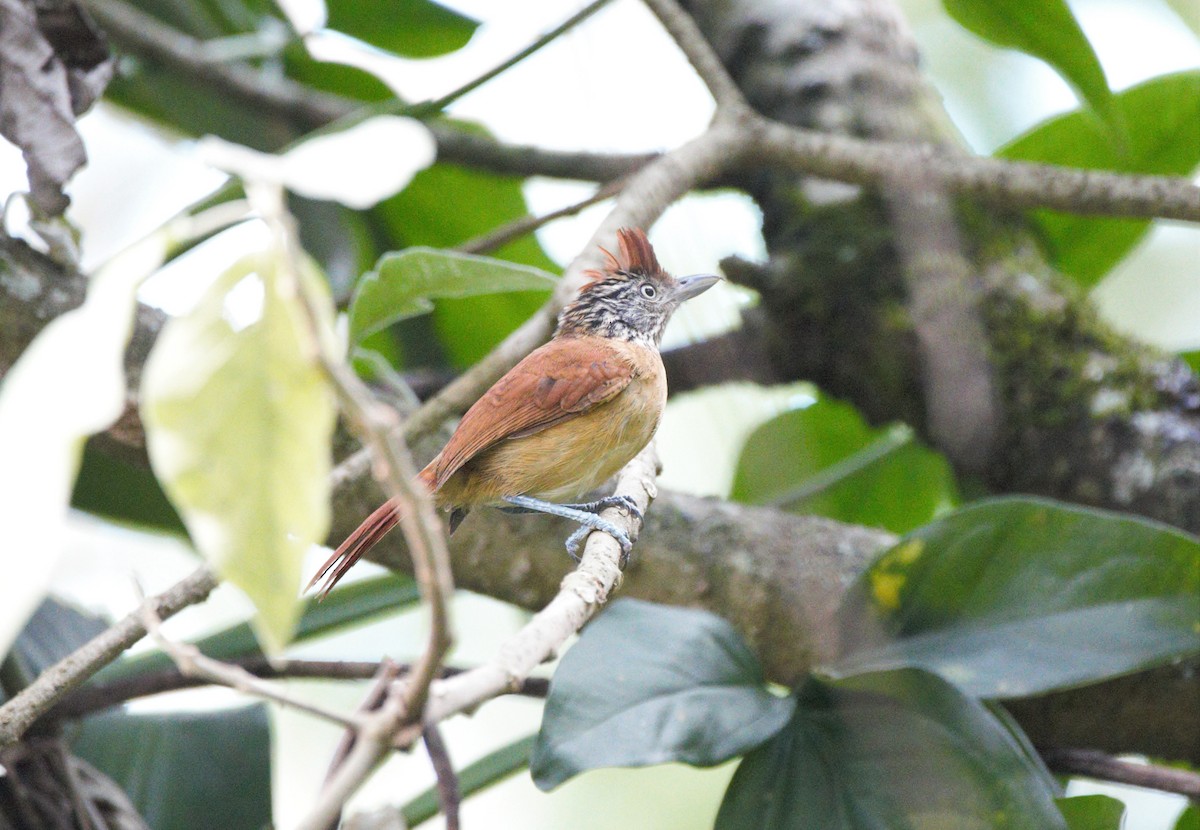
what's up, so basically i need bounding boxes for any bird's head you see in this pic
[556,227,720,347]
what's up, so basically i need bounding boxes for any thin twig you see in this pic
[82,0,647,183]
[457,177,627,256]
[1040,747,1200,798]
[48,659,549,720]
[0,566,218,748]
[136,592,362,731]
[421,445,659,728]
[318,659,404,830]
[415,0,614,116]
[641,0,752,118]
[252,183,457,826]
[83,0,1200,222]
[422,723,461,830]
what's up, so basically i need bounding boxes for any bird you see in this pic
[307,227,719,599]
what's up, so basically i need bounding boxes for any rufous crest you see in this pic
[584,227,665,284]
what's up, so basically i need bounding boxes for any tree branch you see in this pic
[81,0,1200,221]
[0,566,217,748]
[47,659,543,720]
[1040,746,1200,798]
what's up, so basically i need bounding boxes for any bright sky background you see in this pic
[2,1,1197,827]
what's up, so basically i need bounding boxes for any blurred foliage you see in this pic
[942,0,1121,141]
[999,70,1200,288]
[1057,795,1126,830]
[731,394,958,534]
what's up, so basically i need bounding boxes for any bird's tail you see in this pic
[306,497,403,600]
[307,470,442,600]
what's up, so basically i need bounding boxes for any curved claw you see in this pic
[564,518,633,568]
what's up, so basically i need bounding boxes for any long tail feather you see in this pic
[307,498,402,600]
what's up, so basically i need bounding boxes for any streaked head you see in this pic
[557,227,720,346]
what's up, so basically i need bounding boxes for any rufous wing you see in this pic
[424,337,636,491]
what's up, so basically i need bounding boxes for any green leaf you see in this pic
[731,395,957,534]
[141,253,337,651]
[2,599,107,697]
[70,705,271,830]
[942,0,1120,138]
[1176,805,1200,830]
[531,599,795,790]
[829,497,1200,698]
[1182,351,1200,374]
[326,0,478,58]
[349,247,556,345]
[378,160,560,367]
[1057,795,1125,830]
[71,444,185,534]
[403,735,535,826]
[101,573,418,681]
[998,71,1200,288]
[716,669,1064,830]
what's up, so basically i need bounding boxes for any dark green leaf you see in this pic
[998,71,1200,287]
[942,0,1120,137]
[72,444,185,534]
[403,735,535,826]
[101,573,418,681]
[70,705,271,830]
[326,0,478,57]
[350,247,556,345]
[716,669,1064,830]
[1176,805,1200,830]
[1057,795,1125,830]
[829,497,1200,697]
[2,599,107,693]
[731,395,957,534]
[531,599,795,790]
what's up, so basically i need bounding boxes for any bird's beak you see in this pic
[675,274,721,301]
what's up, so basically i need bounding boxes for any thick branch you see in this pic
[687,0,1200,533]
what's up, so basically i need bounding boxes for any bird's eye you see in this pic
[640,283,658,299]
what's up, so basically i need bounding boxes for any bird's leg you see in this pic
[497,495,642,522]
[500,495,633,564]
[560,495,643,522]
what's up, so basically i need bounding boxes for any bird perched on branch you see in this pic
[308,227,719,598]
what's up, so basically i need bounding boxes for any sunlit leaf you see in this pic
[325,0,477,58]
[716,669,1064,830]
[141,252,337,651]
[998,71,1200,287]
[731,394,957,534]
[1057,795,1125,830]
[829,497,1200,698]
[942,0,1120,138]
[349,247,555,345]
[531,599,795,790]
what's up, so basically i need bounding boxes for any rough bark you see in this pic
[681,0,1200,532]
